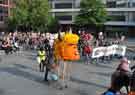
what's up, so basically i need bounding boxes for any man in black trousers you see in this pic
[44,38,53,82]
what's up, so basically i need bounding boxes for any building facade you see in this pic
[105,0,135,37]
[49,0,80,24]
[0,0,135,36]
[49,0,135,24]
[105,0,135,25]
[0,0,11,29]
[49,0,135,37]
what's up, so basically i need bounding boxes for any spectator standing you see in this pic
[83,42,92,64]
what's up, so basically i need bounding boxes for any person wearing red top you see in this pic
[83,42,92,64]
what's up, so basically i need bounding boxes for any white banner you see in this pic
[92,45,126,58]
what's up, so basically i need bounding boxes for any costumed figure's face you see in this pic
[62,33,80,61]
[63,43,80,61]
[54,33,80,61]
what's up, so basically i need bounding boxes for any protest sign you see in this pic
[92,45,126,58]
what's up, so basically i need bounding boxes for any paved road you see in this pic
[0,51,134,95]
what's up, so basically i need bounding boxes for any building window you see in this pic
[132,3,135,7]
[132,13,135,21]
[4,15,8,20]
[55,15,72,21]
[0,0,3,4]
[0,0,8,5]
[117,3,127,8]
[108,15,126,21]
[0,16,4,21]
[0,7,8,15]
[106,1,116,8]
[0,7,3,13]
[3,8,8,14]
[55,3,72,9]
[75,0,81,8]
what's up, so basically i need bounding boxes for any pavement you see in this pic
[0,50,134,95]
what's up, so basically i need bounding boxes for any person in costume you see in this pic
[54,31,80,89]
[53,32,63,77]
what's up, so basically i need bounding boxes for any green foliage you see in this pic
[6,15,17,31]
[7,0,50,32]
[75,0,107,27]
[48,17,59,33]
[28,0,50,32]
[7,0,29,30]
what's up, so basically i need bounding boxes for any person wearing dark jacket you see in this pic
[44,39,54,82]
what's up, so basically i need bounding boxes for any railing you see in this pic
[50,8,135,13]
[51,8,80,12]
[107,8,135,12]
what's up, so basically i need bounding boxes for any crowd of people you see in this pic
[0,32,55,53]
[0,30,135,95]
[78,30,127,64]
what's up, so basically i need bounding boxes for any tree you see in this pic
[7,0,50,32]
[75,0,107,27]
[28,0,50,32]
[7,0,29,31]
[48,17,60,33]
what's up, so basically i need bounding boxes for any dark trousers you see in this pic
[3,46,13,54]
[44,67,50,81]
[39,60,46,72]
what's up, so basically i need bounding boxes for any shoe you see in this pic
[58,86,64,90]
[39,69,42,72]
[56,83,64,90]
[65,84,68,88]
[39,70,41,72]
[44,78,48,82]
[44,80,50,85]
[41,70,44,72]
